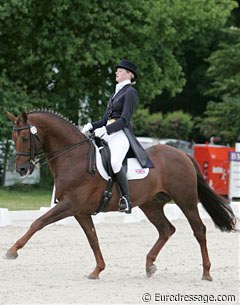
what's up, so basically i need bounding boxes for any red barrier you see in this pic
[194,144,235,196]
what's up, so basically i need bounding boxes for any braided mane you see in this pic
[27,108,80,131]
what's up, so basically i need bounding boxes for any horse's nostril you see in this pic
[19,168,27,176]
[16,165,28,176]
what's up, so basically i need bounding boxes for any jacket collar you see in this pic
[115,79,131,94]
[111,84,131,100]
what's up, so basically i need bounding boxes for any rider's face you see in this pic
[115,68,133,83]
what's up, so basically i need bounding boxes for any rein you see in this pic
[13,124,96,175]
[36,139,90,166]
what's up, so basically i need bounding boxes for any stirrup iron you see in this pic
[119,196,132,214]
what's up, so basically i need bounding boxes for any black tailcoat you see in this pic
[92,84,154,168]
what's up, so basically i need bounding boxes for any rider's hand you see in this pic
[94,126,107,138]
[82,123,93,135]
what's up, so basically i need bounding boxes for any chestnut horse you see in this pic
[6,110,236,281]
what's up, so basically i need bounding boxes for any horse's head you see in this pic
[7,111,43,176]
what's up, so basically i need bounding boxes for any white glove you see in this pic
[82,123,93,135]
[94,126,107,138]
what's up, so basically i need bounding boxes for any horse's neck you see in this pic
[44,126,84,151]
[30,113,89,183]
[30,113,86,154]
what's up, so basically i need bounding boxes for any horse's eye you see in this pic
[21,136,28,142]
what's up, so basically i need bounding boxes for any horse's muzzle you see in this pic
[16,161,34,176]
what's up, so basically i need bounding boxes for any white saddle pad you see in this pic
[95,144,149,181]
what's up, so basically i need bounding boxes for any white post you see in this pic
[0,208,11,226]
[229,141,240,201]
[50,185,56,207]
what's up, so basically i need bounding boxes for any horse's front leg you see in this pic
[5,200,73,259]
[74,215,105,279]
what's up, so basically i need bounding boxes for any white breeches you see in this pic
[102,130,130,173]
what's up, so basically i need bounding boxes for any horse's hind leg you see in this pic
[178,202,212,281]
[139,201,176,278]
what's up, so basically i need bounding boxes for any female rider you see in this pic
[82,59,153,213]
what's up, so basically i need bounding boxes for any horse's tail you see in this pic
[186,154,236,232]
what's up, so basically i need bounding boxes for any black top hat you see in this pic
[115,59,138,79]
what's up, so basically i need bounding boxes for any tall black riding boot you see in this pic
[115,167,132,214]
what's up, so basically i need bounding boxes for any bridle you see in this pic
[13,124,92,168]
[13,124,41,167]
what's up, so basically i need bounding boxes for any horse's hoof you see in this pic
[201,274,213,281]
[4,250,18,260]
[146,264,157,278]
[87,273,99,280]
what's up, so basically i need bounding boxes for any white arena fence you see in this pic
[0,202,239,227]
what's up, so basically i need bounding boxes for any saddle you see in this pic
[94,137,115,179]
[90,138,114,214]
[88,137,149,214]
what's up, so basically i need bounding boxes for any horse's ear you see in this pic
[21,112,28,123]
[7,112,16,124]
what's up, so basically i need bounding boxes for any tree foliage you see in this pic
[133,108,193,140]
[0,0,237,142]
[201,98,240,145]
[206,27,240,99]
[201,27,240,145]
[0,72,33,139]
[133,109,164,137]
[162,111,194,140]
